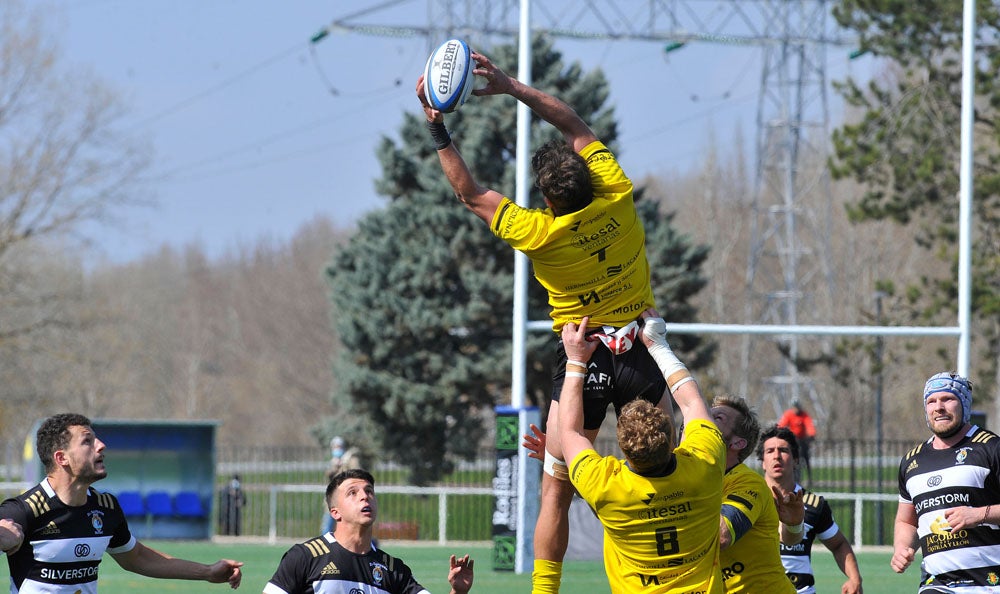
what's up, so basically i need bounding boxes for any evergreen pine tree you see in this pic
[325,35,713,484]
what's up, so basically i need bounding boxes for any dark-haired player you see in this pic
[264,468,474,594]
[417,49,666,594]
[0,412,243,592]
[757,425,862,594]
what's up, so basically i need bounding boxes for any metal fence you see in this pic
[209,437,915,546]
[0,438,916,547]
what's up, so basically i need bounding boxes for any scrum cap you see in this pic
[923,372,972,424]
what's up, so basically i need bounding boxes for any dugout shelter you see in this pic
[23,418,219,539]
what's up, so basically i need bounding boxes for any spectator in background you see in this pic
[322,436,362,534]
[778,398,817,484]
[219,474,246,536]
[758,425,862,594]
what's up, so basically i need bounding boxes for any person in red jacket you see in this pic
[777,399,817,484]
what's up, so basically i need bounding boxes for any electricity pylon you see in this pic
[317,0,852,419]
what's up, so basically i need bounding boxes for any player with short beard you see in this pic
[712,397,799,594]
[892,373,1000,592]
[0,413,243,593]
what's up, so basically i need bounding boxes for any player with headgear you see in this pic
[892,372,1000,591]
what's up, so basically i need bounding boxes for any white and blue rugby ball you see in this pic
[423,39,475,113]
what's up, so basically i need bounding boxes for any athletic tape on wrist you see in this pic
[544,451,569,481]
[643,317,689,382]
[669,376,695,394]
[566,360,588,369]
[785,521,804,534]
[426,120,452,150]
[564,371,586,379]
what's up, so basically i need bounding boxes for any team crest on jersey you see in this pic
[87,510,105,535]
[987,572,999,586]
[956,447,973,465]
[370,562,388,586]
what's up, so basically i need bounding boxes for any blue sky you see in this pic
[56,0,870,263]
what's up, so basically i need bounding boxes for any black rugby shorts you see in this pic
[550,332,667,430]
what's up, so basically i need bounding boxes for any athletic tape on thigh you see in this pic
[544,451,569,481]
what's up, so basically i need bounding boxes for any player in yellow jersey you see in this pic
[417,51,668,593]
[556,308,725,593]
[710,396,802,593]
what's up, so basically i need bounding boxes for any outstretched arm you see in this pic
[447,553,475,594]
[773,486,805,546]
[472,52,597,153]
[112,542,243,589]
[639,309,710,425]
[522,423,545,461]
[557,317,600,465]
[822,531,863,594]
[415,76,504,224]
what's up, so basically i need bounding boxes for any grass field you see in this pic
[0,539,920,593]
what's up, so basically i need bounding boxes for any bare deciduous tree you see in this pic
[0,1,150,450]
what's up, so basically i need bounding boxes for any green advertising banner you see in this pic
[493,406,540,572]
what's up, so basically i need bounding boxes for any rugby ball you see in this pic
[423,39,475,113]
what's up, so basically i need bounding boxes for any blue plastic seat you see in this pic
[145,491,173,517]
[173,491,206,518]
[117,491,145,517]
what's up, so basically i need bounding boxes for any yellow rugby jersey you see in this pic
[718,464,796,593]
[490,140,655,331]
[569,419,726,593]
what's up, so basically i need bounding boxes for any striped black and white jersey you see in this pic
[899,425,1000,592]
[779,486,839,593]
[0,478,136,594]
[264,533,429,594]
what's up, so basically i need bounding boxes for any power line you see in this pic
[128,42,305,128]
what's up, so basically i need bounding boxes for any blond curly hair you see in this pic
[617,400,674,473]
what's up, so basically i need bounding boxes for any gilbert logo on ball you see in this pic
[424,39,474,113]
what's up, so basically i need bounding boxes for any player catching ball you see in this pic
[417,50,667,593]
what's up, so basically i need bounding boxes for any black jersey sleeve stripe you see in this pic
[725,493,753,510]
[493,202,512,233]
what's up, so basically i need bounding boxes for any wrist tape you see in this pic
[643,317,691,392]
[427,120,452,150]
